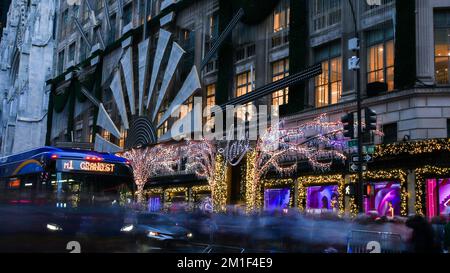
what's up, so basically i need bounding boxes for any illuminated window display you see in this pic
[426,178,450,218]
[264,188,290,211]
[364,182,401,217]
[147,196,161,212]
[306,185,339,211]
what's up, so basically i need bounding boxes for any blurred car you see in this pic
[120,213,193,247]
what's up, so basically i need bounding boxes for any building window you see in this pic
[79,33,89,62]
[179,96,194,119]
[95,0,104,14]
[236,71,255,121]
[157,102,169,138]
[314,42,342,107]
[206,84,216,107]
[109,14,117,45]
[273,0,290,33]
[61,9,69,39]
[57,51,64,75]
[93,24,102,45]
[382,123,397,144]
[207,11,219,40]
[83,3,90,23]
[123,3,133,26]
[367,28,395,91]
[101,129,111,142]
[272,58,289,106]
[236,71,254,97]
[119,127,127,148]
[205,84,216,128]
[235,44,256,63]
[68,42,76,63]
[311,0,341,33]
[434,10,450,85]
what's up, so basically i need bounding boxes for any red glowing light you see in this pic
[51,154,58,159]
[86,156,103,161]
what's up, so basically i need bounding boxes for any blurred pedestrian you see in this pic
[405,215,439,253]
[444,219,450,253]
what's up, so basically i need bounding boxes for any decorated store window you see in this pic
[264,188,291,211]
[363,181,401,218]
[306,185,339,213]
[426,178,450,219]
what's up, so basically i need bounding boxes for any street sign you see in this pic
[363,154,373,163]
[351,154,373,163]
[366,145,375,155]
[348,140,358,148]
[349,163,368,173]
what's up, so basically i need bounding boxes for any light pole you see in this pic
[347,0,364,213]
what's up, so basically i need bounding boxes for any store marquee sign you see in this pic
[58,160,115,173]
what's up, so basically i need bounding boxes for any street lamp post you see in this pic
[347,0,364,213]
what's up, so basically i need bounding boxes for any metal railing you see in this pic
[347,229,404,253]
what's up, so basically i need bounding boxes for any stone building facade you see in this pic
[45,0,450,216]
[0,0,56,156]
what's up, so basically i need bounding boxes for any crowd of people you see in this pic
[160,206,450,253]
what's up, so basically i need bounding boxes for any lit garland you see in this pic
[244,150,259,211]
[350,169,408,216]
[375,138,450,159]
[414,166,450,217]
[349,196,358,217]
[212,154,228,212]
[192,185,211,193]
[338,181,345,217]
[298,183,306,211]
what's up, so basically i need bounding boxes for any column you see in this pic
[415,0,435,85]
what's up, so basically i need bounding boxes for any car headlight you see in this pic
[46,223,63,231]
[147,231,160,237]
[120,224,134,232]
[187,232,193,238]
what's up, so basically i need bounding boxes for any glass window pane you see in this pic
[435,57,449,84]
[386,40,395,67]
[387,67,394,91]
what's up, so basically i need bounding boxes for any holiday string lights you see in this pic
[184,140,228,212]
[121,145,178,204]
[375,138,450,158]
[244,114,347,211]
[414,166,450,217]
[213,154,228,212]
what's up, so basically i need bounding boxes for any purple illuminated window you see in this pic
[148,197,161,212]
[264,188,290,211]
[306,185,339,210]
[364,182,401,217]
[426,178,450,218]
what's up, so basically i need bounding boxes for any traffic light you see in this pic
[365,184,375,197]
[341,113,355,139]
[365,108,377,132]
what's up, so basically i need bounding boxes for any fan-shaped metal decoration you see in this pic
[94,27,202,152]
